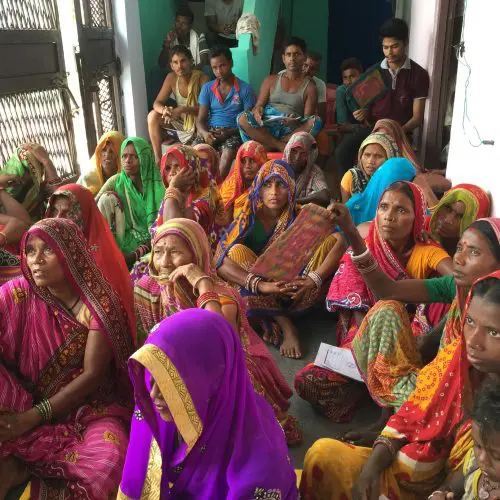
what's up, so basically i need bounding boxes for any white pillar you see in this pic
[112,0,148,139]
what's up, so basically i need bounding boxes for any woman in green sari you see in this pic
[97,137,165,267]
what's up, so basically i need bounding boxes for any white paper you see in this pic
[262,115,301,124]
[379,496,390,500]
[313,343,364,383]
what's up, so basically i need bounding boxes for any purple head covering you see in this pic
[118,308,297,499]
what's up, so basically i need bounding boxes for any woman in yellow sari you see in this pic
[301,269,500,500]
[77,131,125,196]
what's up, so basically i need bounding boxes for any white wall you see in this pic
[446,0,500,214]
[112,0,148,139]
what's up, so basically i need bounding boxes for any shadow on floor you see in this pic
[269,307,381,468]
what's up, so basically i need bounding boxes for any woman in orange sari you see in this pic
[219,140,268,221]
[300,267,500,499]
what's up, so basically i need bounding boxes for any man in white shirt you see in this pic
[205,0,244,48]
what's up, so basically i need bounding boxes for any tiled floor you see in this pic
[268,307,381,468]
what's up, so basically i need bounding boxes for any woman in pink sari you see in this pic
[0,218,133,499]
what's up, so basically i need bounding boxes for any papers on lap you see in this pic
[314,343,363,383]
[250,204,333,281]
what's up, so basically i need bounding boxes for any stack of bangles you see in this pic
[373,436,397,460]
[34,398,53,421]
[196,291,221,309]
[245,273,263,295]
[164,186,184,206]
[134,244,149,261]
[192,274,213,294]
[0,230,7,247]
[351,247,379,274]
[307,271,323,289]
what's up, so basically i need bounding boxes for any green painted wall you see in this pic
[138,0,179,106]
[281,0,329,82]
[231,0,280,92]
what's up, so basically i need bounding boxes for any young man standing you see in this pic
[158,6,210,68]
[334,58,372,175]
[370,17,430,133]
[238,37,322,152]
[148,46,209,164]
[196,45,256,179]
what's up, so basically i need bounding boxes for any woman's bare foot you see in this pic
[340,407,393,446]
[275,316,301,359]
[0,456,30,499]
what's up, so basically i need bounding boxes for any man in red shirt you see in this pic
[368,18,430,133]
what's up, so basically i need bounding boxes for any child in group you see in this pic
[429,381,500,500]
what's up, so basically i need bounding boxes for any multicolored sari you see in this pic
[46,183,137,345]
[118,309,298,499]
[97,137,165,254]
[283,131,320,198]
[300,271,500,499]
[295,182,450,421]
[347,132,399,195]
[134,218,301,444]
[219,140,268,219]
[193,143,221,184]
[77,130,125,196]
[373,118,423,172]
[427,183,491,245]
[0,218,133,498]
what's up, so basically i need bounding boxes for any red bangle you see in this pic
[196,291,220,309]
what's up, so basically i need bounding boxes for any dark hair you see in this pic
[307,51,322,62]
[282,36,307,55]
[210,44,233,62]
[340,57,363,75]
[383,181,415,208]
[169,45,193,62]
[469,220,500,262]
[471,380,500,442]
[380,18,409,42]
[473,277,500,305]
[175,6,194,25]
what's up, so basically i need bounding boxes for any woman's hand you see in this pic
[257,281,287,295]
[0,411,39,442]
[351,467,381,500]
[427,492,455,499]
[0,174,21,189]
[169,167,195,192]
[281,276,317,303]
[328,202,356,233]
[168,264,210,291]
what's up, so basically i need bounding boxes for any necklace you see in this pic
[479,473,500,499]
[67,296,80,311]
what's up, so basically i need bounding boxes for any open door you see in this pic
[73,0,124,156]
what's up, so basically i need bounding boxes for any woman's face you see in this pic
[150,378,172,422]
[25,235,65,288]
[50,195,72,219]
[241,156,260,183]
[361,144,387,176]
[472,421,500,482]
[434,201,466,239]
[376,190,415,242]
[100,141,118,179]
[453,228,500,287]
[464,294,500,374]
[153,234,194,276]
[261,177,289,212]
[122,143,140,177]
[164,153,182,185]
[288,147,308,174]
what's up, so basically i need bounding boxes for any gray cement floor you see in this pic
[269,306,382,468]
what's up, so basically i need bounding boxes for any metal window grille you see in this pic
[80,0,110,28]
[0,89,78,179]
[92,75,118,138]
[0,0,57,30]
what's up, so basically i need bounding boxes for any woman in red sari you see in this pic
[0,218,133,498]
[46,183,136,345]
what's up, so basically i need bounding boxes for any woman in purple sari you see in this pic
[118,308,298,499]
[0,218,133,498]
